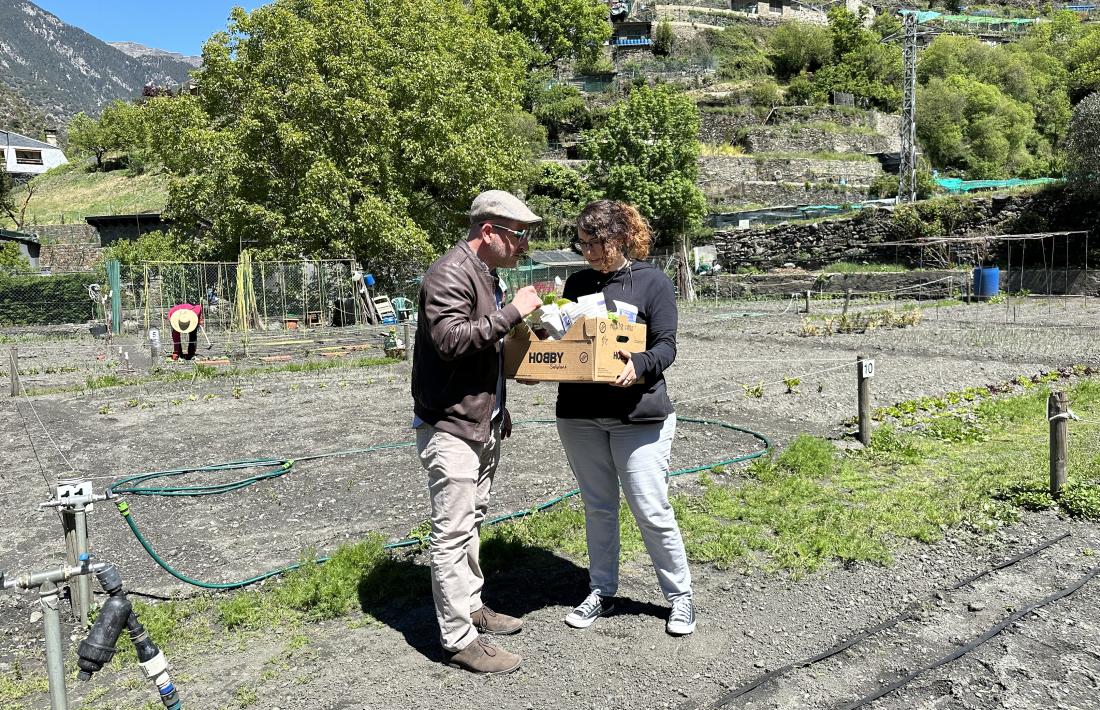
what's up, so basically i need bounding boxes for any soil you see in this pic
[1,296,1098,709]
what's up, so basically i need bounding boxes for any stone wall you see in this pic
[766,107,901,136]
[698,155,883,194]
[39,243,105,272]
[712,188,1100,272]
[698,109,768,144]
[743,126,899,155]
[708,180,869,207]
[29,223,98,245]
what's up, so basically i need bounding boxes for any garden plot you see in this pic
[1,296,1099,710]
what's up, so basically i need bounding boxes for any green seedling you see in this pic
[783,377,801,394]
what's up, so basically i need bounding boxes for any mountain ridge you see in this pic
[0,0,196,130]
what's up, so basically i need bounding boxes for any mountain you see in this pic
[109,41,202,68]
[0,0,197,129]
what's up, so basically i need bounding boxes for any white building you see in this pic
[1,129,68,177]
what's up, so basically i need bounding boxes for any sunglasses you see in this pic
[490,223,530,240]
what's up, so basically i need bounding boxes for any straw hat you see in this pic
[169,308,200,334]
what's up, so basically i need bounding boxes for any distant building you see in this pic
[1,129,68,177]
[0,228,41,269]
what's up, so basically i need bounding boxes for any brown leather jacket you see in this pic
[411,240,523,443]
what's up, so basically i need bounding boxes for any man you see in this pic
[411,190,543,674]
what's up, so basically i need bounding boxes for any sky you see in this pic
[33,0,264,56]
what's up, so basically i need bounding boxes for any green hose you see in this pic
[109,418,771,590]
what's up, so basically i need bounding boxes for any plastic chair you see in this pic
[390,296,414,322]
[372,295,399,325]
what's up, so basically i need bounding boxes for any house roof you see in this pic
[0,228,39,245]
[85,213,166,227]
[527,249,587,266]
[0,130,57,151]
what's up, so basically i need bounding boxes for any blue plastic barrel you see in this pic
[972,267,1000,298]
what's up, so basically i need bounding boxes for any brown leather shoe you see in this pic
[471,605,523,635]
[447,636,522,675]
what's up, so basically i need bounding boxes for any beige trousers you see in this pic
[416,422,500,652]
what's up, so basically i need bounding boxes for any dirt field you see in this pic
[2,295,1099,710]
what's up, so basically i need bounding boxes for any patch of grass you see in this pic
[821,261,912,273]
[3,167,168,229]
[801,307,922,336]
[0,663,48,708]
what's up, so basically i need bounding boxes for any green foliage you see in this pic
[165,0,537,265]
[102,230,192,266]
[475,0,611,68]
[582,85,706,238]
[869,169,937,200]
[528,80,592,139]
[0,242,32,273]
[701,25,772,82]
[748,80,781,108]
[653,17,674,57]
[769,21,831,81]
[1064,92,1100,194]
[526,162,595,245]
[0,272,100,325]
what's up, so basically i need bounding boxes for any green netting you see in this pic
[935,177,1058,193]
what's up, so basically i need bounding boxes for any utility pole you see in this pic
[898,12,919,204]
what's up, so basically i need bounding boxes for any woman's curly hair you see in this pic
[576,199,653,260]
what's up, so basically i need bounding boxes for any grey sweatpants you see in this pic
[556,414,692,602]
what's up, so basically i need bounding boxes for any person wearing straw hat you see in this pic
[167,303,203,361]
[411,190,543,674]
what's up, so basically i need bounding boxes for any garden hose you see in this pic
[108,418,772,590]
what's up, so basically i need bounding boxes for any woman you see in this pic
[557,199,695,636]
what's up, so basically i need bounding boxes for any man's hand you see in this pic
[510,285,542,318]
[501,408,513,439]
[612,350,638,387]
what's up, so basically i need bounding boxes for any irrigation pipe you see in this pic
[837,559,1100,710]
[106,417,771,590]
[709,532,1071,708]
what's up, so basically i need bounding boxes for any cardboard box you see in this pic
[504,317,647,382]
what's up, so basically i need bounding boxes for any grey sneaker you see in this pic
[564,592,614,629]
[666,596,696,636]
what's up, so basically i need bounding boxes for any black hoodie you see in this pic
[555,259,676,422]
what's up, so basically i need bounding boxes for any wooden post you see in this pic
[965,278,972,305]
[804,289,812,314]
[403,323,412,362]
[857,354,872,445]
[1048,390,1068,498]
[9,347,19,397]
[842,289,852,316]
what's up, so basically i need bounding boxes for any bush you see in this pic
[749,81,781,108]
[769,21,832,81]
[0,272,102,325]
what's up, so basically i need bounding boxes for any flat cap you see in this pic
[468,190,542,225]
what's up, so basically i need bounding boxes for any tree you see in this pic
[1064,92,1100,193]
[102,230,192,266]
[918,75,1037,178]
[769,21,832,81]
[476,0,611,68]
[653,17,674,57]
[582,85,706,239]
[1,169,35,229]
[0,242,33,273]
[526,162,595,245]
[67,112,113,170]
[165,0,539,267]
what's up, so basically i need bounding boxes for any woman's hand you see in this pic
[612,350,638,387]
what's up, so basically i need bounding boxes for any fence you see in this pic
[121,259,364,333]
[0,270,105,326]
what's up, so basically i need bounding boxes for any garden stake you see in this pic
[857,354,873,446]
[1048,390,1068,498]
[10,347,19,397]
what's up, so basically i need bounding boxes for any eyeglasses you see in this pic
[571,236,606,253]
[490,223,530,240]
